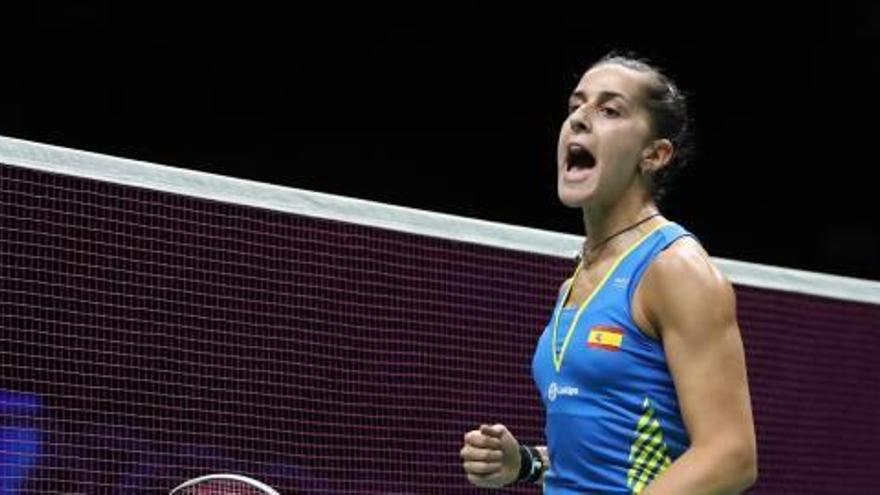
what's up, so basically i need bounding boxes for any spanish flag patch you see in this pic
[587,326,624,351]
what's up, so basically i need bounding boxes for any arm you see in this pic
[459,279,564,488]
[634,239,757,494]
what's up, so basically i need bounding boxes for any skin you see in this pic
[460,63,757,493]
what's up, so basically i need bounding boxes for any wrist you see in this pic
[515,444,545,484]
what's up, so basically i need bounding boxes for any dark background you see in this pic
[2,2,878,280]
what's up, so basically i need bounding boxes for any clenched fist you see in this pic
[460,424,521,488]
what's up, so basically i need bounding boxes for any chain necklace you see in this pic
[578,212,661,267]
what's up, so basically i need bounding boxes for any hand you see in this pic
[460,424,521,488]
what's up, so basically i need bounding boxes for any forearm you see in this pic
[642,443,757,495]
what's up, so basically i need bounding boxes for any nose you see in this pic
[568,107,591,134]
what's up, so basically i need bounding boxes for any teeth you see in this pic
[568,143,585,155]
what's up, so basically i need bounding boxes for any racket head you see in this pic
[169,473,280,495]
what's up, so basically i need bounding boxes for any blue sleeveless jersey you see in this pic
[532,222,693,494]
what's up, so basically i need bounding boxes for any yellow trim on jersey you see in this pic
[551,223,668,373]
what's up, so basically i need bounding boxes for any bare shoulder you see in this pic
[638,236,737,336]
[648,237,731,293]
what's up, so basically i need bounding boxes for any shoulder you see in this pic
[639,236,736,336]
[648,236,729,292]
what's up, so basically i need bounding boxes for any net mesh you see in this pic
[0,163,560,493]
[1,159,879,493]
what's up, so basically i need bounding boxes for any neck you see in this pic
[581,189,659,259]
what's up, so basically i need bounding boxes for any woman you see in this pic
[460,53,757,494]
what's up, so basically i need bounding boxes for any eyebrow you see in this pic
[569,90,630,105]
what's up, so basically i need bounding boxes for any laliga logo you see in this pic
[547,382,578,402]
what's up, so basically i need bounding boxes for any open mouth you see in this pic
[566,143,596,171]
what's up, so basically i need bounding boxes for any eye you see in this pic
[599,106,621,118]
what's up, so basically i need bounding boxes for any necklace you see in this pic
[551,215,667,373]
[579,212,661,266]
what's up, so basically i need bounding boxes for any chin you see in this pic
[557,183,596,208]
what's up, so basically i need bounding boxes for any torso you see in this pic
[564,220,690,341]
[533,220,697,494]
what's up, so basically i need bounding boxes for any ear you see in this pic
[640,139,674,175]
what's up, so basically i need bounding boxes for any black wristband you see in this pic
[516,445,544,484]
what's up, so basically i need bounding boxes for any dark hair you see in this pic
[591,51,693,203]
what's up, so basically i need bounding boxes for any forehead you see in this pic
[573,63,655,104]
